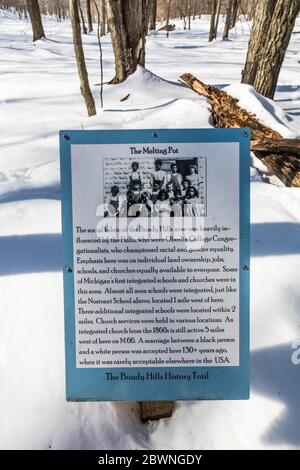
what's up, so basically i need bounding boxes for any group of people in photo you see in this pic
[104,159,206,218]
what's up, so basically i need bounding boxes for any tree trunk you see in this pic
[180,73,300,187]
[209,0,217,41]
[251,138,300,156]
[250,0,300,99]
[107,0,150,83]
[62,4,66,19]
[222,0,233,40]
[166,0,172,37]
[149,0,157,30]
[94,0,104,107]
[214,0,222,39]
[87,0,93,32]
[247,0,256,21]
[241,0,277,86]
[69,0,96,116]
[78,0,87,34]
[192,0,197,20]
[56,0,62,22]
[100,0,106,36]
[187,0,192,29]
[26,0,45,41]
[230,0,239,28]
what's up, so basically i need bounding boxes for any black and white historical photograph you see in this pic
[103,156,207,218]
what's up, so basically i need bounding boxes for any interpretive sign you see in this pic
[60,129,250,401]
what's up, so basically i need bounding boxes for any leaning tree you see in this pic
[69,0,96,116]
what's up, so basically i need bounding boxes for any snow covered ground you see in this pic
[0,12,300,450]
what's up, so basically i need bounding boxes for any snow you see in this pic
[225,83,298,138]
[0,12,300,450]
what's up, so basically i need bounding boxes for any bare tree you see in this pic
[208,0,222,40]
[192,0,197,20]
[94,0,104,107]
[100,0,106,36]
[242,0,300,99]
[230,0,240,28]
[242,0,276,85]
[26,0,45,41]
[86,0,93,32]
[149,0,157,30]
[78,0,87,33]
[69,0,96,115]
[107,0,150,83]
[209,0,217,41]
[166,0,172,37]
[222,0,233,40]
[187,0,192,30]
[56,0,62,21]
[214,0,222,38]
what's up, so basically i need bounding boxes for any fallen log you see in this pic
[158,24,175,32]
[180,73,300,187]
[251,138,300,157]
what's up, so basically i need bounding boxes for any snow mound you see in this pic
[224,83,297,138]
[103,65,207,107]
[84,66,213,130]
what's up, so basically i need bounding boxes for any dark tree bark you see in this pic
[192,0,197,20]
[62,4,66,19]
[248,0,300,99]
[223,0,233,40]
[149,0,157,30]
[242,0,277,86]
[107,0,150,83]
[177,6,187,29]
[247,0,256,21]
[100,0,106,36]
[209,0,217,41]
[56,0,62,22]
[214,0,222,39]
[230,0,239,28]
[69,0,96,116]
[78,0,87,34]
[187,0,192,30]
[94,0,104,107]
[166,0,172,37]
[26,0,45,41]
[251,139,300,156]
[87,0,93,32]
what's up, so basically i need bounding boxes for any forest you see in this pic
[0,0,300,452]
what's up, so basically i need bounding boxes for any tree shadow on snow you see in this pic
[0,233,62,276]
[0,184,60,204]
[251,343,300,447]
[251,222,300,257]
